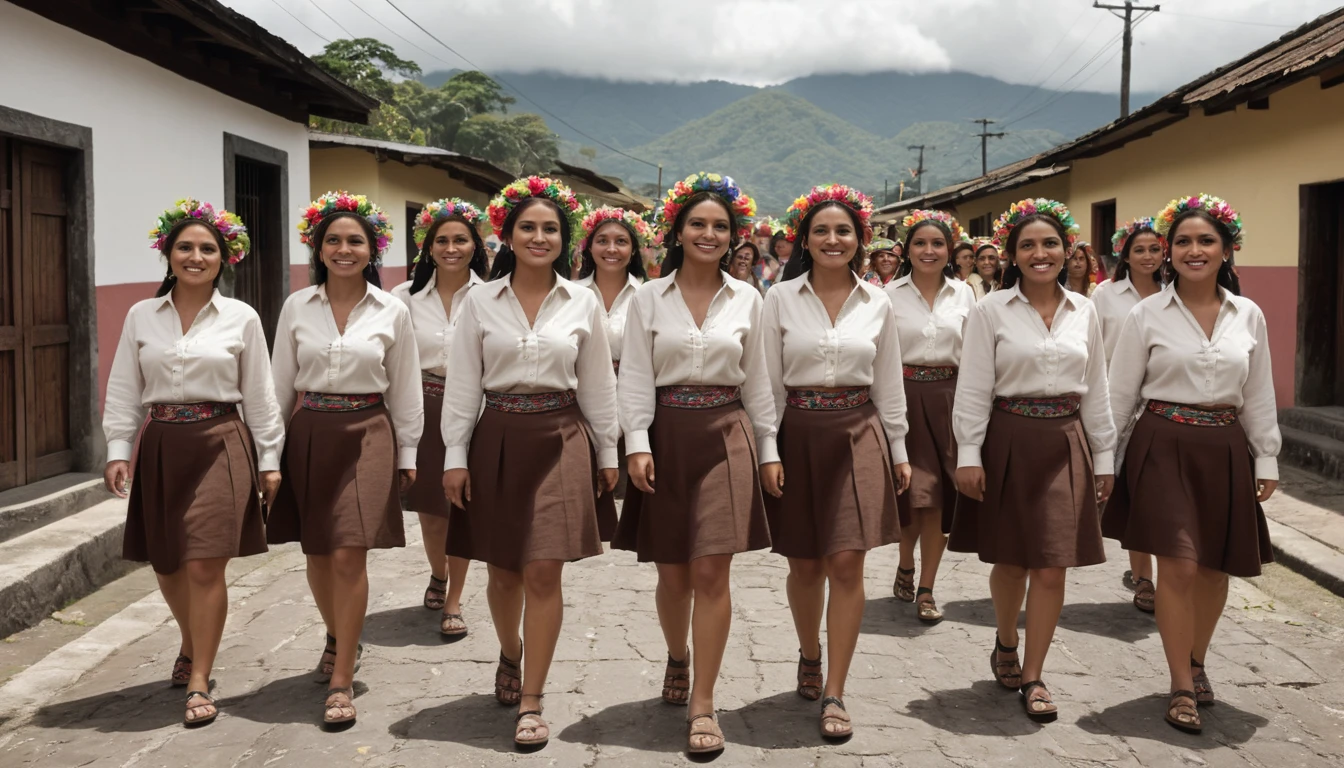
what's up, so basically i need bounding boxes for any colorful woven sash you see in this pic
[993,395,1081,419]
[422,372,446,398]
[656,385,741,409]
[902,365,958,382]
[484,390,577,414]
[302,392,384,412]
[786,388,870,410]
[1147,399,1238,427]
[149,402,237,423]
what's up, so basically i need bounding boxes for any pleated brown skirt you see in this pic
[613,401,771,563]
[899,376,959,533]
[765,400,899,559]
[124,411,266,574]
[447,403,616,572]
[405,389,453,519]
[948,409,1105,569]
[1103,409,1272,577]
[268,404,405,554]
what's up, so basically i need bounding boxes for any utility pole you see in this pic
[970,118,1005,176]
[1094,1,1160,118]
[907,145,931,196]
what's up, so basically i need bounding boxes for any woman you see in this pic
[1104,195,1278,734]
[952,240,976,281]
[1091,217,1166,615]
[730,241,764,291]
[861,238,901,286]
[270,191,423,728]
[103,199,283,727]
[1063,241,1099,296]
[967,240,1002,300]
[614,172,778,756]
[441,177,619,751]
[885,210,977,624]
[762,185,910,741]
[950,198,1116,723]
[390,199,488,638]
[573,206,650,368]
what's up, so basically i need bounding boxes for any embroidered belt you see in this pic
[786,387,870,410]
[994,395,1082,419]
[149,402,237,423]
[903,365,958,382]
[656,385,741,409]
[484,390,576,413]
[302,392,384,412]
[1147,399,1238,427]
[422,372,446,398]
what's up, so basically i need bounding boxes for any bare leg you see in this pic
[515,559,564,743]
[1191,565,1228,666]
[182,558,229,722]
[445,556,470,615]
[486,565,525,663]
[1020,567,1066,683]
[327,548,369,693]
[156,569,194,659]
[821,551,866,700]
[786,558,825,661]
[1156,556,1198,692]
[989,563,1028,649]
[916,510,947,591]
[418,513,449,580]
[306,554,336,635]
[687,554,733,718]
[1129,550,1154,582]
[655,563,692,663]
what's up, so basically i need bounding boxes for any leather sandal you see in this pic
[423,575,447,611]
[439,612,468,638]
[1165,689,1202,734]
[323,687,356,728]
[662,648,690,705]
[1020,680,1058,723]
[797,648,823,701]
[495,644,522,706]
[514,695,548,751]
[893,566,916,602]
[687,712,725,755]
[1133,577,1156,613]
[1191,656,1215,706]
[183,690,217,727]
[314,633,337,683]
[171,654,192,687]
[819,696,853,741]
[916,588,944,624]
[991,636,1022,690]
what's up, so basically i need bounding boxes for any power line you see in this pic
[306,0,356,39]
[343,0,454,67]
[1094,2,1162,118]
[268,0,330,43]
[1160,11,1295,29]
[1001,28,1125,123]
[992,11,1106,120]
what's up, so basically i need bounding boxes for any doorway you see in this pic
[1091,199,1117,276]
[223,133,289,346]
[1297,180,1344,406]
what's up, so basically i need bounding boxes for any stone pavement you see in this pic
[1,515,1343,768]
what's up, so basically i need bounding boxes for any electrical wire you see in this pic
[268,0,330,43]
[343,0,454,67]
[306,0,357,38]
[991,12,1107,120]
[1160,11,1295,29]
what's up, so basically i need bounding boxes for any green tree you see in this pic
[312,38,420,101]
[455,113,559,175]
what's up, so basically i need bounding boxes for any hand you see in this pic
[258,470,281,506]
[628,453,656,494]
[1256,478,1278,502]
[892,462,912,495]
[760,462,784,498]
[443,469,471,508]
[955,466,986,501]
[399,469,416,494]
[104,461,131,499]
[1094,474,1114,504]
[597,468,619,496]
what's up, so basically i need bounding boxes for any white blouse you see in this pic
[440,275,620,471]
[573,272,641,363]
[1108,288,1281,480]
[885,275,977,367]
[271,284,424,470]
[103,291,286,472]
[618,271,779,464]
[389,271,485,376]
[1090,277,1158,363]
[762,275,909,461]
[952,285,1117,474]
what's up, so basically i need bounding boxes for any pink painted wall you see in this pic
[1236,265,1297,409]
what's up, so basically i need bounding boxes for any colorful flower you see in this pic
[487,176,583,239]
[655,172,758,242]
[299,191,393,256]
[1152,193,1243,250]
[1111,217,1166,258]
[581,206,653,250]
[149,198,251,266]
[991,198,1080,250]
[901,209,965,246]
[781,184,874,244]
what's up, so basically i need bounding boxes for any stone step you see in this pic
[0,473,108,545]
[1280,424,1344,482]
[1280,406,1344,442]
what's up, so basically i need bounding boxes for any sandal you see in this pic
[1020,680,1058,723]
[797,648,823,701]
[323,686,356,728]
[171,654,192,687]
[662,648,690,705]
[819,696,853,741]
[439,612,468,638]
[495,645,522,706]
[1165,689,1202,734]
[687,712,725,755]
[183,690,217,727]
[1133,577,1156,614]
[893,566,916,602]
[1191,657,1215,706]
[916,588,944,624]
[423,575,447,611]
[314,634,363,684]
[991,636,1022,690]
[514,695,548,751]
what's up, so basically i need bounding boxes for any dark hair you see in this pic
[1166,209,1241,295]
[780,201,866,282]
[1058,241,1098,292]
[1001,213,1069,290]
[311,211,383,288]
[893,219,958,280]
[659,191,740,275]
[576,218,649,281]
[973,242,1004,289]
[487,197,574,280]
[1112,226,1165,286]
[408,215,489,295]
[769,230,790,260]
[154,218,229,298]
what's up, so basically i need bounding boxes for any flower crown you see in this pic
[488,176,583,240]
[973,237,999,253]
[412,198,484,257]
[656,172,757,243]
[783,184,874,243]
[901,209,964,246]
[1111,217,1166,257]
[1154,194,1243,250]
[299,191,392,256]
[867,237,897,254]
[992,198,1080,249]
[149,198,250,265]
[581,206,653,250]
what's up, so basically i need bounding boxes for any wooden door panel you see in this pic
[0,136,20,491]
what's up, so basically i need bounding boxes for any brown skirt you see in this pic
[765,400,899,558]
[405,390,453,519]
[447,403,616,572]
[1103,409,1272,577]
[899,376,959,533]
[613,400,771,563]
[125,411,266,574]
[948,409,1104,569]
[268,404,405,554]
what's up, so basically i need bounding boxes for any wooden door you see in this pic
[0,138,20,490]
[231,156,283,346]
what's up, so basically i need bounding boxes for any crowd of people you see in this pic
[102,173,1280,754]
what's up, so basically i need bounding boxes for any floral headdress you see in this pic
[867,237,897,254]
[299,191,392,256]
[1154,194,1243,250]
[783,184,874,243]
[1111,217,1166,257]
[412,199,484,258]
[149,198,250,265]
[581,206,653,250]
[655,172,757,244]
[901,209,965,246]
[992,198,1080,249]
[973,237,999,253]
[488,176,584,240]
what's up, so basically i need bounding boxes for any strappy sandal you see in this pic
[991,636,1022,690]
[1191,656,1215,706]
[797,648,823,701]
[662,648,690,705]
[423,575,447,611]
[439,612,468,638]
[1165,689,1202,734]
[495,645,522,706]
[819,696,853,741]
[916,588,944,624]
[323,686,356,728]
[171,654,192,687]
[183,690,217,727]
[314,634,362,684]
[1133,577,1156,614]
[1020,680,1058,723]
[687,712,725,755]
[893,566,916,602]
[514,695,548,751]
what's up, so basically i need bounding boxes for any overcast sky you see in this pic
[226,0,1340,92]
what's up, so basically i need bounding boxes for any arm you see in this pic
[1240,308,1281,482]
[872,297,909,463]
[617,292,658,456]
[952,301,996,468]
[385,305,425,470]
[238,313,286,472]
[1080,307,1116,475]
[270,298,299,422]
[1106,309,1148,451]
[760,290,787,448]
[739,293,780,464]
[441,295,485,471]
[575,298,620,470]
[103,311,148,463]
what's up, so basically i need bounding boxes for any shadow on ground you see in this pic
[862,596,1158,644]
[362,605,466,648]
[225,672,369,727]
[1077,694,1269,748]
[388,693,520,754]
[556,697,685,753]
[29,680,191,733]
[900,679,1041,736]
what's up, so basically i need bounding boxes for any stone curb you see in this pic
[1266,517,1344,598]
